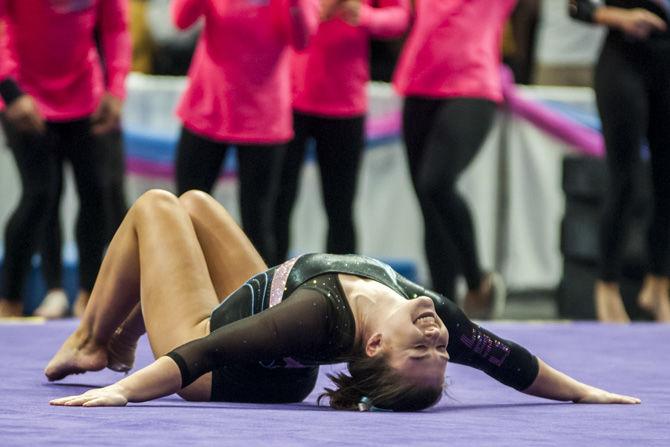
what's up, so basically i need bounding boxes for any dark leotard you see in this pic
[166,254,539,403]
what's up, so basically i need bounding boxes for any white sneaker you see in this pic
[33,289,69,319]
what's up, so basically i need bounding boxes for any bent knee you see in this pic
[132,189,181,217]
[179,189,232,219]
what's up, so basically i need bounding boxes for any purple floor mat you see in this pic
[1,320,668,446]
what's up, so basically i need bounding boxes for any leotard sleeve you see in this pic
[394,275,540,391]
[165,287,345,388]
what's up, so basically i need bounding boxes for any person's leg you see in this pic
[402,97,460,300]
[34,147,69,318]
[313,115,365,254]
[58,120,107,317]
[274,111,310,261]
[101,129,128,241]
[175,126,228,195]
[0,120,59,317]
[44,190,251,400]
[593,43,647,322]
[107,190,269,373]
[638,48,670,322]
[237,143,285,265]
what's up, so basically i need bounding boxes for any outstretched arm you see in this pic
[50,357,182,407]
[395,275,640,404]
[524,358,640,404]
[50,288,335,406]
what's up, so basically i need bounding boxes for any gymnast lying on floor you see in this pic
[45,190,640,411]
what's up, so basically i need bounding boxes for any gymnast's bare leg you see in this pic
[45,190,266,401]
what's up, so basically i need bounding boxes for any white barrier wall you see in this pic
[1,77,594,292]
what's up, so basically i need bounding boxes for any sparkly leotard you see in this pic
[166,254,539,403]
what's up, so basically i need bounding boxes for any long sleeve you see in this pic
[278,0,321,50]
[395,275,539,391]
[171,0,207,30]
[97,0,131,99]
[358,0,410,39]
[569,0,600,23]
[165,288,339,388]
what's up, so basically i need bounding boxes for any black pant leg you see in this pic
[413,98,497,292]
[100,129,128,241]
[274,112,311,261]
[237,143,285,265]
[403,97,460,300]
[40,148,64,291]
[594,41,648,282]
[313,115,365,255]
[175,127,229,195]
[58,119,107,293]
[0,119,59,302]
[645,41,670,277]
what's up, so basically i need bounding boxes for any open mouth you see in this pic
[413,311,438,326]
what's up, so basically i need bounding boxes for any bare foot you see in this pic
[0,299,23,317]
[594,281,630,323]
[44,328,108,381]
[638,275,670,322]
[463,273,506,320]
[73,291,90,318]
[106,327,138,373]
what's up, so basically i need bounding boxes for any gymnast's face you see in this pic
[366,297,449,387]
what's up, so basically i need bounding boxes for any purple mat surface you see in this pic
[1,320,668,446]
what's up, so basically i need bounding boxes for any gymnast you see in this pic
[45,190,639,410]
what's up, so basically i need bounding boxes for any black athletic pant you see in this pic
[274,111,365,261]
[403,97,497,300]
[595,34,670,281]
[175,127,284,264]
[41,128,127,292]
[1,118,106,302]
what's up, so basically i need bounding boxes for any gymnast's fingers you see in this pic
[609,393,641,404]
[50,395,80,406]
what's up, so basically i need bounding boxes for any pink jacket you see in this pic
[291,0,410,118]
[173,0,321,144]
[0,0,130,120]
[393,0,516,103]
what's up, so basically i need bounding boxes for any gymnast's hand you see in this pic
[572,386,641,405]
[50,385,128,407]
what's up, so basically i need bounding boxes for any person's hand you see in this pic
[321,0,341,20]
[4,95,46,134]
[50,385,128,407]
[337,0,362,26]
[573,385,641,404]
[614,8,667,40]
[91,93,123,135]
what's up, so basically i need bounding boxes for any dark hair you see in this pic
[317,352,444,412]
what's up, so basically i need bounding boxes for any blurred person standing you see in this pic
[570,0,670,322]
[393,0,516,318]
[274,0,410,261]
[172,0,320,265]
[0,0,130,317]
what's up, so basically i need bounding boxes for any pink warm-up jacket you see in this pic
[172,0,321,144]
[0,0,130,120]
[291,0,410,118]
[393,0,516,103]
